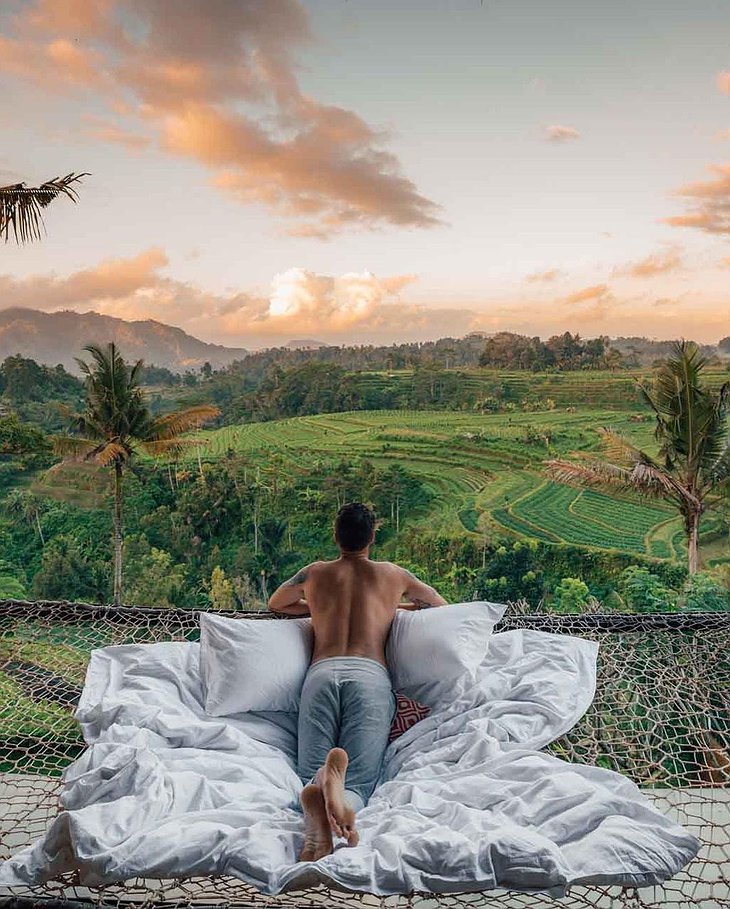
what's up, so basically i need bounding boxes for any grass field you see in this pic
[171,407,714,561]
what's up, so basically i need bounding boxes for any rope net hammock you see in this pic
[0,600,727,909]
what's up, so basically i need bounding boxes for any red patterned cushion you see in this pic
[389,693,430,742]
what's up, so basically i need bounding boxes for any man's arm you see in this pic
[399,568,448,610]
[268,565,315,616]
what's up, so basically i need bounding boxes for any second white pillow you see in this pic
[385,600,507,707]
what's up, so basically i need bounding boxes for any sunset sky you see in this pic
[2,0,730,347]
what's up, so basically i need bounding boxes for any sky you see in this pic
[1,0,730,348]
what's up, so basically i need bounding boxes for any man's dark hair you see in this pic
[334,502,376,552]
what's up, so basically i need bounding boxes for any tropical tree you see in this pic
[0,173,88,244]
[55,342,219,605]
[6,489,46,545]
[546,341,729,574]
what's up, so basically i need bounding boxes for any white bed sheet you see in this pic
[0,629,700,898]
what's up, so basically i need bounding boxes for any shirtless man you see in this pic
[268,502,447,861]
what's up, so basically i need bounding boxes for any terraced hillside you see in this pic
[331,366,730,410]
[181,408,702,560]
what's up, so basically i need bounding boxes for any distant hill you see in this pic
[0,308,248,373]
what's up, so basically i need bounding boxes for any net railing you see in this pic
[0,600,728,909]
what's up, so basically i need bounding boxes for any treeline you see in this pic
[212,362,508,423]
[478,332,618,370]
[4,449,723,613]
[2,456,431,606]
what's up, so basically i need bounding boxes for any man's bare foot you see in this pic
[321,748,359,846]
[299,783,333,861]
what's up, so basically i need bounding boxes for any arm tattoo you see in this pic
[403,570,437,609]
[286,568,309,587]
[412,597,438,609]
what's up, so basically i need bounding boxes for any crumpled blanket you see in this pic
[0,629,700,897]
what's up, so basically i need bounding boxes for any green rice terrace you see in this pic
[161,407,721,564]
[30,404,726,564]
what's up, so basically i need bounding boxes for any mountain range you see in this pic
[0,308,249,373]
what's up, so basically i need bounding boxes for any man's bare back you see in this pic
[269,553,446,666]
[267,502,446,861]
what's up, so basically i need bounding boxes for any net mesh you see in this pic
[0,600,728,909]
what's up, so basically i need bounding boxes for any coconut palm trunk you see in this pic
[687,507,703,576]
[113,460,124,607]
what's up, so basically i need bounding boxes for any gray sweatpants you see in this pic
[297,656,396,812]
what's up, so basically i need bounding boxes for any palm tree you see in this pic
[1,173,89,244]
[546,341,729,574]
[55,342,219,605]
[6,489,45,545]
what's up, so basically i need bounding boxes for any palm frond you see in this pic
[0,172,90,244]
[137,438,198,458]
[705,438,730,486]
[52,436,99,459]
[595,427,647,466]
[145,405,220,442]
[545,458,633,488]
[545,455,685,503]
[93,441,129,466]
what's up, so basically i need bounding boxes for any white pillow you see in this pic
[199,612,313,715]
[385,600,506,706]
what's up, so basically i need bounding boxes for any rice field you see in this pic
[182,408,699,560]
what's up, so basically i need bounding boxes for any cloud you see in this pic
[0,248,169,311]
[526,268,563,283]
[0,249,472,345]
[664,163,730,234]
[83,115,151,151]
[263,268,418,331]
[0,0,441,238]
[3,250,727,345]
[557,283,614,321]
[618,246,683,278]
[717,71,730,94]
[563,283,609,305]
[545,124,580,142]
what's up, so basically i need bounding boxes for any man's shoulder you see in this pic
[371,559,405,575]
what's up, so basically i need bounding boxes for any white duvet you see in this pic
[0,629,700,898]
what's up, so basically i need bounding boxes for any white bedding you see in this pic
[0,629,700,898]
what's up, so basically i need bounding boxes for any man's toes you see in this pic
[325,747,349,777]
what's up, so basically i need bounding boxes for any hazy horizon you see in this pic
[2,1,730,346]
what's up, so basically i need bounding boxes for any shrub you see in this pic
[552,577,590,613]
[681,571,730,612]
[208,566,236,610]
[618,566,678,613]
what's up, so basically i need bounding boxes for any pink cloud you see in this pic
[618,246,683,278]
[0,0,441,238]
[665,164,730,234]
[717,71,730,94]
[545,124,580,142]
[563,283,609,305]
[526,268,563,283]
